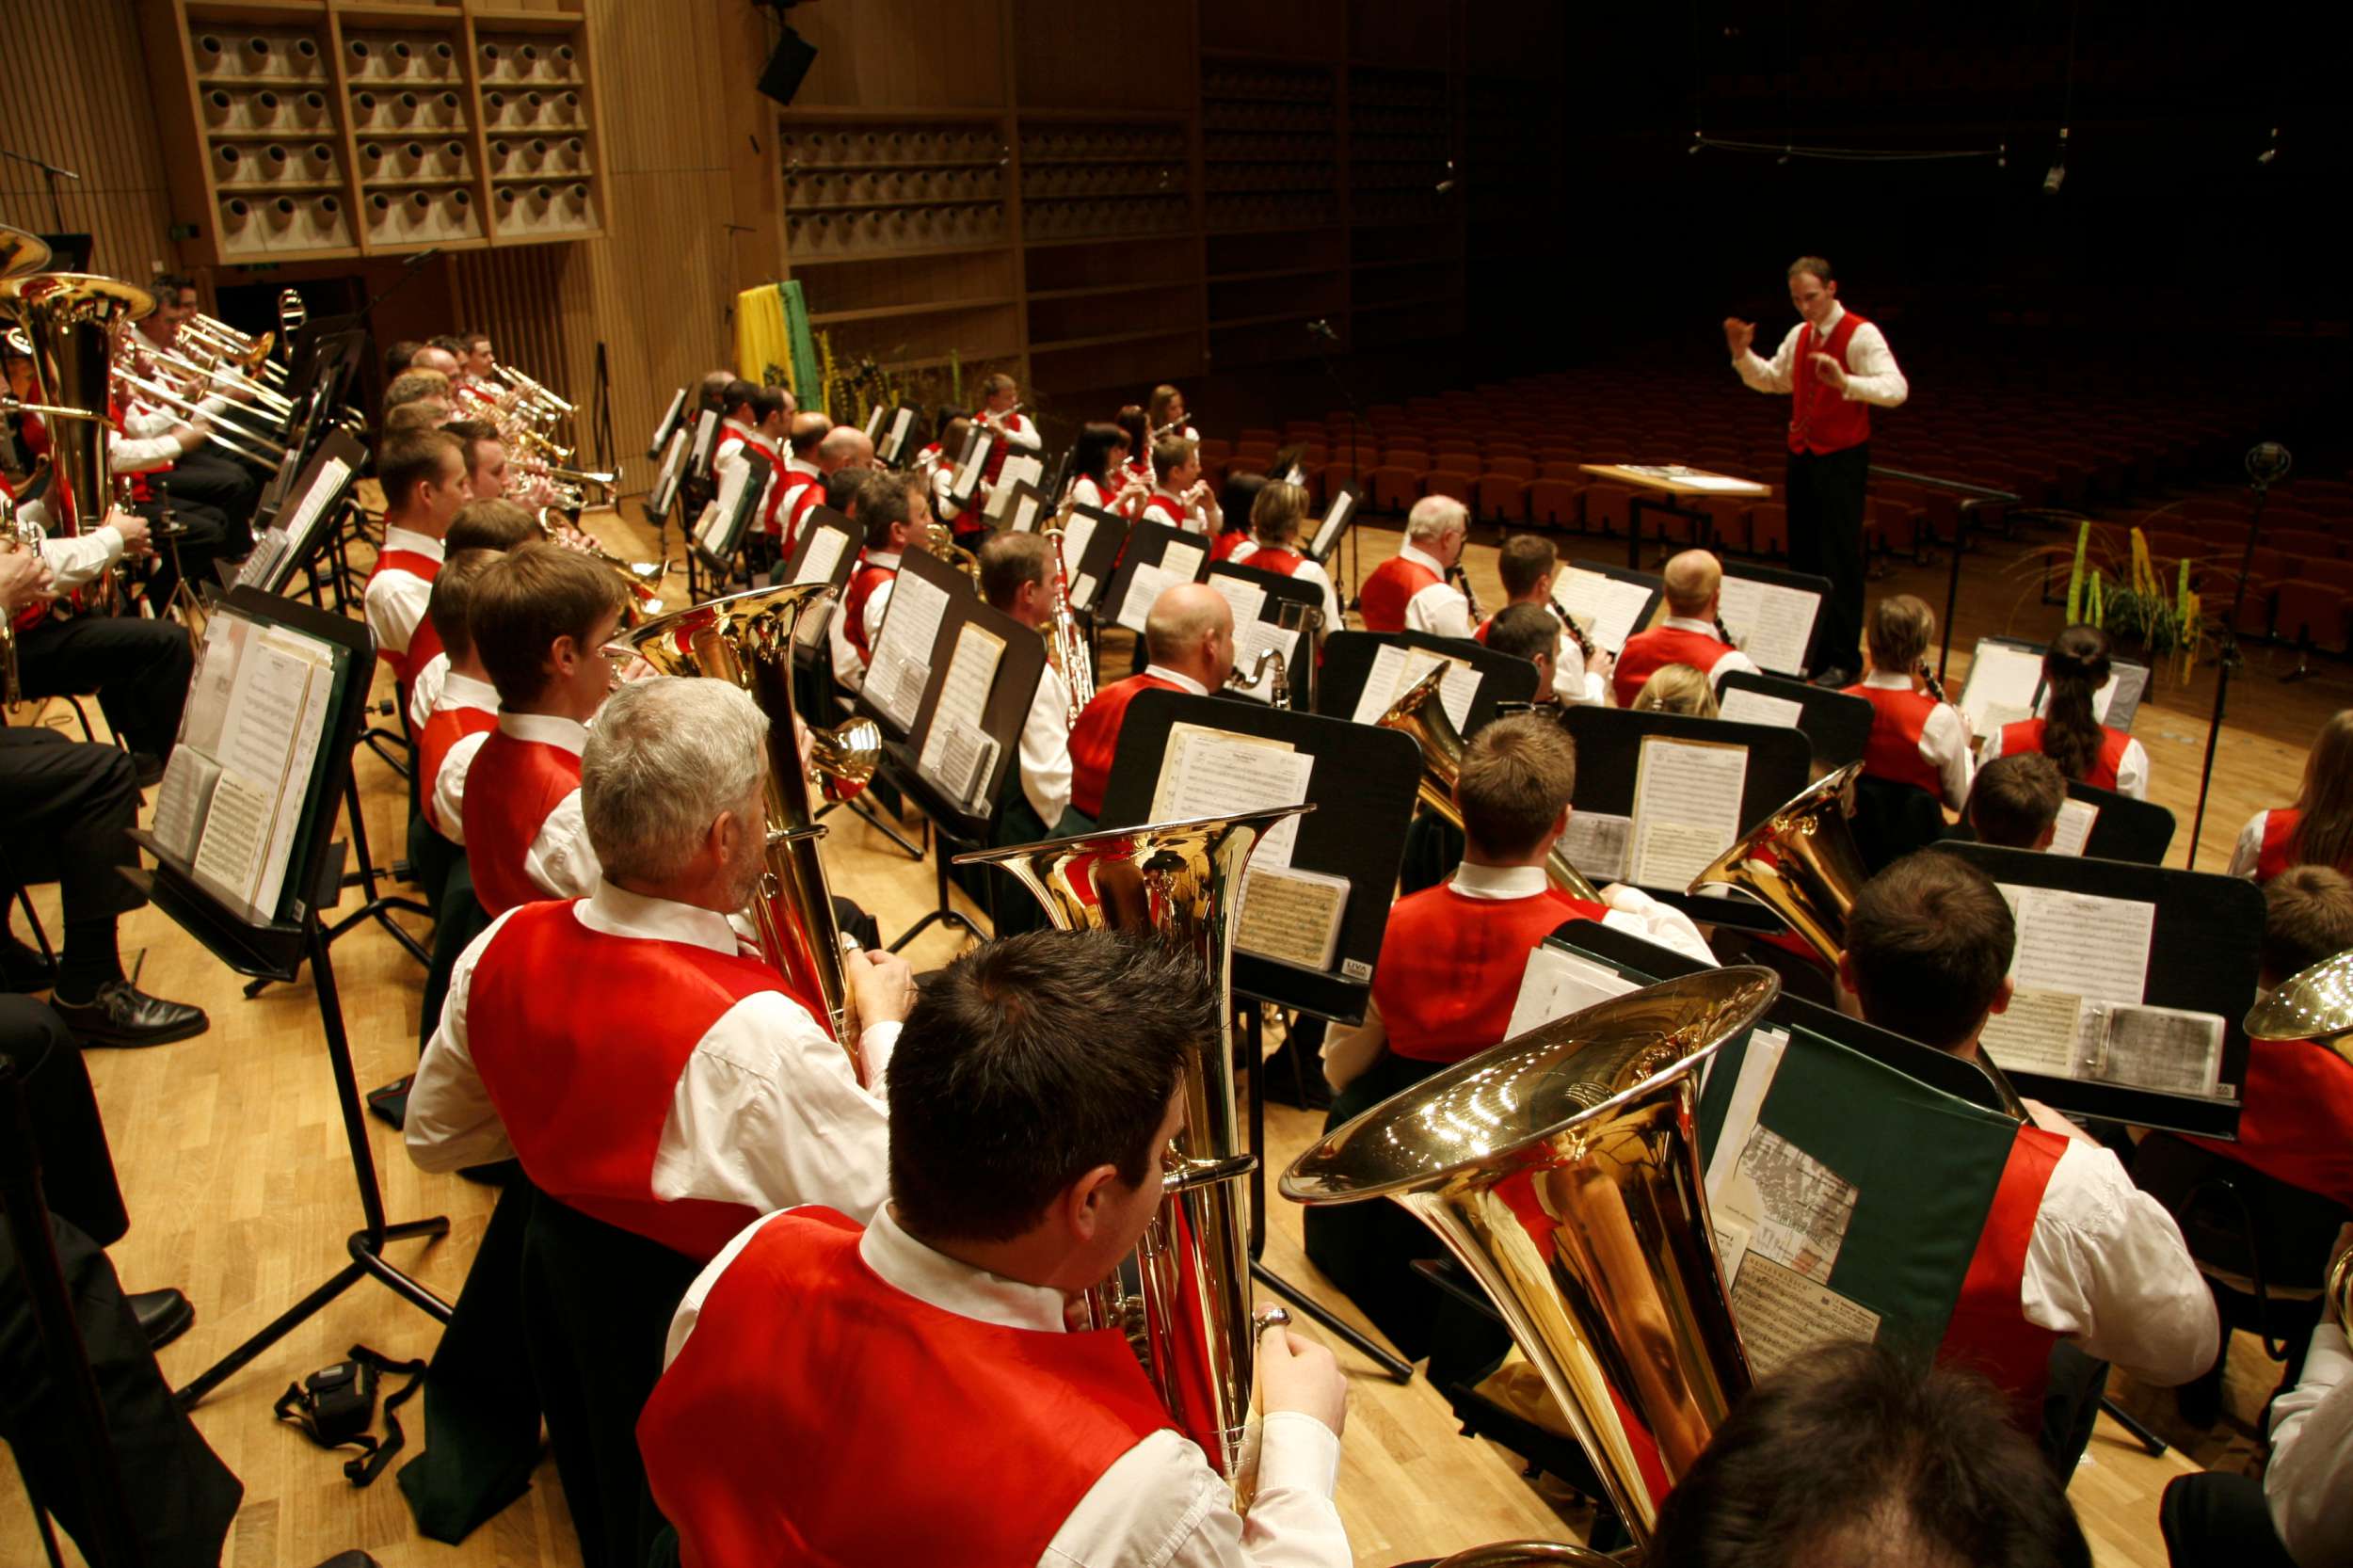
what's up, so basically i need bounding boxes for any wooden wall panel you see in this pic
[1012,0,1193,109]
[790,2,1008,110]
[0,0,182,280]
[1199,0,1346,56]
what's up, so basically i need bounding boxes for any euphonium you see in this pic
[1377,663,1604,903]
[1285,968,1783,1553]
[955,806,1310,1499]
[2244,949,2353,1064]
[627,582,869,1080]
[1041,510,1095,725]
[917,519,980,588]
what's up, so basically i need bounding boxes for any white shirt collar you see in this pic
[857,1204,1066,1334]
[722,417,759,440]
[1143,664,1209,696]
[1811,302,1847,341]
[1861,668,1912,691]
[382,524,446,562]
[866,551,902,571]
[436,670,499,712]
[786,456,822,478]
[575,878,740,956]
[1399,541,1446,575]
[497,711,590,754]
[1450,861,1551,900]
[1661,616,1718,635]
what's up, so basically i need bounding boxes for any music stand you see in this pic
[996,479,1051,535]
[877,402,920,469]
[852,547,977,740]
[1718,670,1874,770]
[1100,690,1420,1380]
[236,429,369,595]
[1318,630,1539,734]
[1305,487,1359,566]
[125,588,453,1407]
[1719,559,1833,680]
[646,386,687,458]
[2062,779,2174,865]
[1939,842,2258,1137]
[1552,558,1667,658]
[691,451,771,582]
[1056,504,1130,626]
[1206,560,1327,710]
[1100,520,1212,636]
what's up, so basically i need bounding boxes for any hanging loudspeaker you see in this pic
[757,24,817,105]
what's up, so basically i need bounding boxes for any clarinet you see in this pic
[1714,615,1740,649]
[1917,659,1948,703]
[1546,600,1596,659]
[1447,564,1483,623]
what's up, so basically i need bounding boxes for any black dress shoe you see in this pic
[51,981,209,1048]
[126,1287,195,1351]
[1811,664,1855,689]
[1,935,56,994]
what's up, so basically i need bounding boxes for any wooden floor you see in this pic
[7,491,2339,1567]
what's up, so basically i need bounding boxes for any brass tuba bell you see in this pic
[2244,949,2353,1061]
[0,273,155,545]
[1685,760,1869,968]
[1376,662,1605,903]
[1285,968,1783,1550]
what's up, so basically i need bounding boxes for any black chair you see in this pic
[1849,775,1950,872]
[419,865,492,1057]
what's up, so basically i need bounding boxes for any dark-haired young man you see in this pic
[364,430,469,706]
[1483,602,1564,706]
[637,929,1353,1567]
[1837,853,2213,1438]
[1475,534,1613,705]
[1966,753,2067,851]
[826,471,927,695]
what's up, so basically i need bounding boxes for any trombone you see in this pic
[110,364,289,467]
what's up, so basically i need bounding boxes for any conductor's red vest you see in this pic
[417,702,498,838]
[461,730,584,916]
[367,549,442,696]
[1789,309,1873,456]
[1612,625,1736,709]
[638,1208,1173,1568]
[464,900,787,1259]
[1997,718,2130,792]
[1846,683,1945,799]
[1359,555,1439,633]
[841,561,896,663]
[1937,1123,2069,1431]
[1067,673,1184,820]
[1373,885,1610,1064]
[2182,1037,2353,1210]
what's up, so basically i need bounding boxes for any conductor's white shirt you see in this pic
[1732,301,1911,408]
[408,878,901,1219]
[664,1203,1351,1568]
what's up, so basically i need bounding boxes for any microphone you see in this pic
[1305,318,1338,344]
[2247,442,2293,487]
[402,247,441,269]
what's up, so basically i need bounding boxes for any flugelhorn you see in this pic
[2244,949,2353,1063]
[917,519,980,588]
[1376,662,1604,902]
[539,511,667,621]
[1285,968,1783,1550]
[956,806,1310,1502]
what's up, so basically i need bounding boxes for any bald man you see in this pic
[413,344,462,377]
[777,411,832,548]
[1610,550,1760,708]
[1066,583,1235,819]
[817,426,875,478]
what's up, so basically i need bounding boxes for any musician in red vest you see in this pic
[776,411,830,546]
[1137,433,1223,538]
[636,928,1353,1567]
[698,381,785,564]
[1981,625,2150,802]
[976,532,1078,842]
[974,371,1041,487]
[1473,534,1613,705]
[1844,594,1973,812]
[1965,754,2067,851]
[405,498,538,731]
[363,430,469,710]
[1611,550,1760,708]
[459,543,629,917]
[1226,480,1340,629]
[2231,709,2353,884]
[408,675,917,1252]
[1837,854,2214,1451]
[412,551,503,846]
[1359,495,1475,638]
[1066,581,1235,820]
[1727,256,1909,684]
[826,470,925,695]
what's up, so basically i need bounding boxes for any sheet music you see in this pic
[1007,490,1043,533]
[2041,662,2150,729]
[191,770,274,915]
[1059,511,1097,598]
[2088,1003,2225,1097]
[1349,644,1479,732]
[1961,641,2044,741]
[649,427,688,516]
[1228,624,1304,705]
[1978,986,2089,1079]
[1715,575,1817,676]
[251,629,337,919]
[1148,723,1312,871]
[863,404,885,441]
[865,570,952,732]
[692,499,728,556]
[1729,1255,1881,1381]
[1116,561,1185,635]
[1506,943,1640,1039]
[275,455,350,563]
[651,387,687,451]
[1160,538,1206,584]
[1671,472,1765,492]
[1559,810,1631,885]
[1310,491,1354,559]
[235,530,290,589]
[988,456,1044,515]
[1204,572,1267,640]
[1999,884,2153,1005]
[921,714,999,809]
[1718,688,1804,729]
[1236,867,1350,971]
[2050,797,2098,856]
[150,748,222,864]
[688,409,719,473]
[917,623,1006,791]
[792,527,847,587]
[1071,571,1099,614]
[1705,1025,1788,1219]
[1553,568,1656,655]
[952,432,993,500]
[1629,737,1748,888]
[182,613,248,757]
[884,407,914,464]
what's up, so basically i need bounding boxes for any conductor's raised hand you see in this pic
[844,944,919,1029]
[1257,1321,1347,1437]
[1722,316,1755,357]
[1808,351,1850,392]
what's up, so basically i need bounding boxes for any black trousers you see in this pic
[133,493,233,613]
[2160,1472,2299,1568]
[14,611,193,760]
[0,729,146,927]
[0,998,127,1246]
[163,449,261,555]
[1785,442,1870,674]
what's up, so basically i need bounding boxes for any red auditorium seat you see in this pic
[1476,471,1529,525]
[1367,452,1432,513]
[1583,482,1638,539]
[1197,438,1232,467]
[1866,497,1928,562]
[2270,528,2341,559]
[1423,471,1476,506]
[1526,479,1584,530]
[1695,496,1753,554]
[1224,454,1271,481]
[1237,427,1281,448]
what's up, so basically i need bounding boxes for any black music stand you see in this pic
[877,402,921,469]
[646,386,687,458]
[1939,843,2258,1137]
[1306,487,1359,568]
[1206,560,1328,711]
[852,547,978,741]
[1555,558,1667,657]
[1318,630,1539,733]
[125,589,453,1408]
[782,506,860,666]
[877,595,1047,952]
[1100,690,1420,1381]
[1100,520,1212,634]
[1057,504,1130,627]
[1719,559,1833,680]
[236,429,370,596]
[1718,670,1874,770]
[994,478,1050,535]
[692,451,772,584]
[2065,780,2176,866]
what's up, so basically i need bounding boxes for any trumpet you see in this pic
[540,510,668,620]
[146,336,295,414]
[495,361,574,417]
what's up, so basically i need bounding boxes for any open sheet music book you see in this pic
[864,569,953,733]
[237,448,355,591]
[1551,566,1657,656]
[1145,722,1339,970]
[1716,573,1819,677]
[1348,644,1478,732]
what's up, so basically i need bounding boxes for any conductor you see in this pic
[1725,256,1908,685]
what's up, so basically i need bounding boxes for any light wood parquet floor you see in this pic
[7,489,2342,1567]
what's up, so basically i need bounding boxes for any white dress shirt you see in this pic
[408,650,451,729]
[1321,862,1716,1091]
[704,418,777,543]
[408,880,901,1219]
[488,711,603,900]
[363,524,446,660]
[1550,627,1610,706]
[1732,302,1911,408]
[1655,616,1763,689]
[1144,487,1209,536]
[425,671,501,845]
[1977,720,2147,803]
[1395,540,1474,640]
[827,550,901,693]
[1019,661,1076,826]
[111,386,230,472]
[34,520,126,591]
[988,409,1044,454]
[2228,808,2277,879]
[2017,1135,2217,1385]
[1859,668,1975,811]
[1227,539,1341,631]
[2267,1319,2352,1563]
[666,1204,1351,1568]
[1141,664,1211,698]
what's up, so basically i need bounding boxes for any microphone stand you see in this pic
[2185,443,2290,870]
[1305,318,1364,608]
[0,147,79,232]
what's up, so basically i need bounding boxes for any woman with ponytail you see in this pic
[1981,624,2150,799]
[2231,710,2353,883]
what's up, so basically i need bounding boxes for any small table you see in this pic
[1578,464,1771,569]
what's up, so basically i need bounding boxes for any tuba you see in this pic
[1285,968,1783,1554]
[956,806,1309,1499]
[627,582,871,1077]
[1377,662,1604,902]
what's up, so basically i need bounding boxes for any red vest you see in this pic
[464,901,786,1259]
[2249,808,2352,883]
[1241,544,1308,578]
[1209,529,1251,563]
[1847,683,1946,799]
[1788,309,1874,456]
[1996,718,2129,792]
[367,549,443,696]
[1937,1124,2068,1431]
[2181,1037,2353,1210]
[417,702,498,838]
[1373,885,1610,1064]
[1067,673,1184,819]
[1360,555,1440,634]
[980,414,1030,486]
[639,1208,1171,1568]
[782,472,823,552]
[1612,625,1736,709]
[841,560,896,662]
[1141,492,1199,534]
[461,730,584,916]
